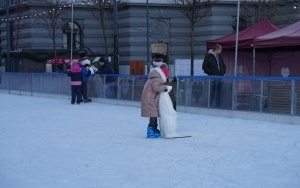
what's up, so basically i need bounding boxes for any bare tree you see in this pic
[241,0,300,26]
[10,1,28,51]
[84,0,116,56]
[168,0,214,76]
[35,0,69,66]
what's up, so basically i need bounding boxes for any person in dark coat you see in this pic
[67,63,82,104]
[96,57,116,98]
[202,44,226,107]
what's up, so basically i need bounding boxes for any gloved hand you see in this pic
[166,85,172,93]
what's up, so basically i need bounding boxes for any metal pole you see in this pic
[234,0,240,76]
[113,0,119,74]
[291,80,295,116]
[70,0,74,61]
[6,0,11,72]
[260,80,263,112]
[232,0,240,110]
[146,0,150,74]
[252,48,256,76]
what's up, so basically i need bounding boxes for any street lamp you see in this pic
[70,0,74,61]
[234,0,240,77]
[147,0,150,74]
[6,0,11,72]
[232,0,241,111]
[113,0,119,73]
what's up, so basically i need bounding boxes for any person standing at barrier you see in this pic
[79,51,92,102]
[96,57,116,98]
[81,64,92,103]
[202,44,226,107]
[67,62,82,104]
[141,53,172,138]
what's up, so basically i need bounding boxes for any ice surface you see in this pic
[0,93,300,188]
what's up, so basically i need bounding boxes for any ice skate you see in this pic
[146,126,160,138]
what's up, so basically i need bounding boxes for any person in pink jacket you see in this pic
[141,53,171,138]
[67,62,82,104]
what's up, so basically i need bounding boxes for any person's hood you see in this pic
[160,63,168,68]
[70,63,81,73]
[208,49,218,59]
[208,49,214,55]
[149,67,167,83]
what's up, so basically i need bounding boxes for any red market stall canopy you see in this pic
[254,20,300,48]
[207,18,279,50]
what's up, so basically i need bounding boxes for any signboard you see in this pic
[151,43,168,54]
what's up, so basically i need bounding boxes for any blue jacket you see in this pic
[81,67,91,82]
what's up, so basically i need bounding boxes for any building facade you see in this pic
[0,0,298,74]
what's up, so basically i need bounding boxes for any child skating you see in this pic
[141,53,172,138]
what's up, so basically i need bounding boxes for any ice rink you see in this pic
[1,93,300,188]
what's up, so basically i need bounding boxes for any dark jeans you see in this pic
[81,82,88,100]
[71,85,82,103]
[149,117,158,129]
[210,79,223,107]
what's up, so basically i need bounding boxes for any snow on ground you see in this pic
[0,93,300,188]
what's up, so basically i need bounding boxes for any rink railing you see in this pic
[0,72,299,116]
[176,76,300,116]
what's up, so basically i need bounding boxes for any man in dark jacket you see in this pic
[202,44,226,107]
[96,57,116,98]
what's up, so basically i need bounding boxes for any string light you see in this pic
[0,0,121,23]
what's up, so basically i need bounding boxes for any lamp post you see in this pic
[6,0,11,72]
[232,0,241,111]
[113,0,119,73]
[146,0,150,74]
[70,0,74,62]
[234,0,240,76]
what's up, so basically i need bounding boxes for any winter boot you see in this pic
[83,99,91,103]
[154,128,160,135]
[147,126,160,138]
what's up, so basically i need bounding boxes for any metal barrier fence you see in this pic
[0,72,299,116]
[0,72,148,101]
[177,76,300,116]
